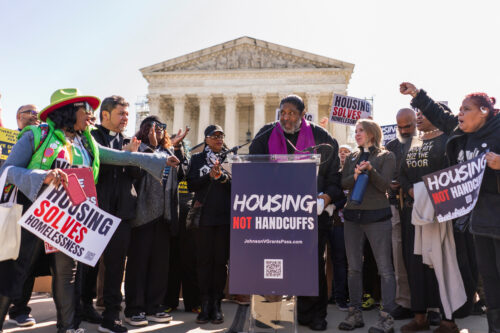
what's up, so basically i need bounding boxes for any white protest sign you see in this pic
[18,184,121,266]
[329,94,372,126]
[276,108,315,123]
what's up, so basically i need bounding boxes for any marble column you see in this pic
[252,93,266,138]
[224,94,238,148]
[172,94,186,133]
[147,94,161,117]
[197,94,211,143]
[306,92,320,123]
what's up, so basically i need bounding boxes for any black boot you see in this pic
[81,302,103,324]
[211,299,224,324]
[488,308,500,333]
[196,300,211,324]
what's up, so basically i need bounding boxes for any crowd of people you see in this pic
[0,82,499,333]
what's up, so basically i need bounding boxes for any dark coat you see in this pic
[91,125,140,221]
[248,121,344,229]
[186,148,231,226]
[130,143,185,234]
[411,89,500,237]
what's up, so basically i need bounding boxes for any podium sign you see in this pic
[229,156,318,296]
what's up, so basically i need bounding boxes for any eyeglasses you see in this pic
[209,134,225,140]
[20,110,38,116]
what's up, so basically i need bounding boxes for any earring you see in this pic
[480,107,488,114]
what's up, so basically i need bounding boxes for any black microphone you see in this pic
[218,122,279,159]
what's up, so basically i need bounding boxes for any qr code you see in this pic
[84,251,96,262]
[264,259,283,279]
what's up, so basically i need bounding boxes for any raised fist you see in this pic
[400,82,419,97]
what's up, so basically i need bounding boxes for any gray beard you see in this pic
[281,119,302,135]
[397,131,416,144]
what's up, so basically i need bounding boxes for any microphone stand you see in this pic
[188,124,277,154]
[218,122,278,159]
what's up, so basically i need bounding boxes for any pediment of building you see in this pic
[141,36,353,73]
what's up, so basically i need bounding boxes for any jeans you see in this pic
[328,225,348,303]
[344,219,397,313]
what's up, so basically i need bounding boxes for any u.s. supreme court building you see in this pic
[137,36,356,150]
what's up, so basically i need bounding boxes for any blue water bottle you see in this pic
[350,171,369,205]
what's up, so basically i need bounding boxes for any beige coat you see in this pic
[412,182,466,320]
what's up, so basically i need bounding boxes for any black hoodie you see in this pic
[411,90,500,237]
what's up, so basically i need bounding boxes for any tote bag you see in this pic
[0,166,23,261]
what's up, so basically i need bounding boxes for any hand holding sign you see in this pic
[43,168,68,187]
[486,152,500,170]
[18,184,121,266]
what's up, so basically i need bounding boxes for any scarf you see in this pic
[204,145,226,167]
[268,119,316,154]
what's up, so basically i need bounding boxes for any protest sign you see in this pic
[44,167,98,254]
[329,94,372,126]
[423,153,487,222]
[382,124,397,146]
[18,184,121,266]
[0,128,18,160]
[275,108,315,123]
[229,161,318,296]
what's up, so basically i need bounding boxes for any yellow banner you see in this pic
[0,127,19,160]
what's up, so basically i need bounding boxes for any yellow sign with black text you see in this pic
[0,128,18,160]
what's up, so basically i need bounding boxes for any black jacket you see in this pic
[386,137,414,205]
[186,148,231,226]
[249,121,344,229]
[412,90,500,237]
[91,125,140,221]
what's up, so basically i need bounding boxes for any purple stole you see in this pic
[268,119,316,154]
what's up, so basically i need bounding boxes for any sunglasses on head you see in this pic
[150,121,167,130]
[73,102,94,115]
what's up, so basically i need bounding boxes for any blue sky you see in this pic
[1,0,499,133]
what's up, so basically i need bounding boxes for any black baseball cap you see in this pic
[204,124,224,137]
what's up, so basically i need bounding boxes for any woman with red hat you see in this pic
[0,88,179,333]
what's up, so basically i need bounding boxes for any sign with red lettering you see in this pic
[329,94,372,126]
[229,161,318,295]
[422,153,487,222]
[18,184,121,266]
[44,168,98,254]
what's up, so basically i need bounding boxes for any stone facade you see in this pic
[139,36,356,151]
